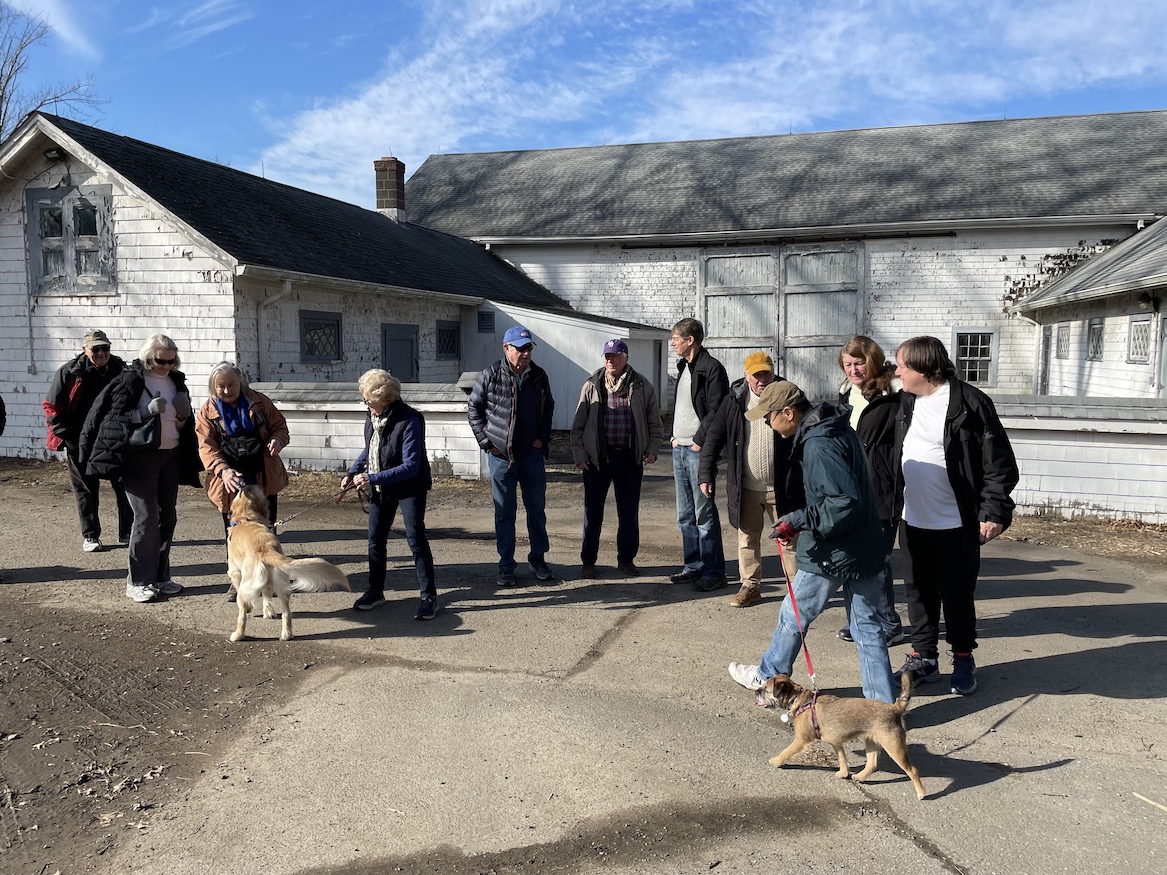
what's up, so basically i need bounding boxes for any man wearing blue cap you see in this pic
[570,338,662,578]
[468,326,557,586]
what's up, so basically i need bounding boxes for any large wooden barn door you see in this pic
[698,251,779,378]
[780,245,863,402]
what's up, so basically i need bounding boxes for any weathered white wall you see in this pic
[0,154,238,459]
[496,226,1139,396]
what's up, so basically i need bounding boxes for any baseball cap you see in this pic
[745,380,808,420]
[503,326,535,348]
[743,351,774,374]
[603,338,629,355]
[84,329,111,348]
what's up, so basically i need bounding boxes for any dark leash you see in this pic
[271,483,360,531]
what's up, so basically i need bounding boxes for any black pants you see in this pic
[67,449,132,541]
[580,449,644,566]
[903,525,980,658]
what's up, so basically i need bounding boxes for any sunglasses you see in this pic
[154,357,177,366]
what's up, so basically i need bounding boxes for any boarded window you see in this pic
[27,185,115,293]
[1086,318,1104,361]
[300,310,342,362]
[436,320,461,360]
[1128,316,1151,363]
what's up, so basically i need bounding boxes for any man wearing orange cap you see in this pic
[699,351,800,607]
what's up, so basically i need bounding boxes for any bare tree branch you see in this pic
[0,3,101,140]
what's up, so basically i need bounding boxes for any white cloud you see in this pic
[251,0,1167,207]
[9,0,99,58]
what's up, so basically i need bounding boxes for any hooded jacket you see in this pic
[782,402,885,579]
[44,352,127,453]
[893,378,1018,547]
[78,360,202,487]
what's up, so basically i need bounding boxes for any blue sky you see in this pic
[13,0,1167,209]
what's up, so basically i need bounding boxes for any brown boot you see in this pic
[730,582,761,608]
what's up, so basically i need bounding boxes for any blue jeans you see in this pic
[843,520,905,638]
[757,567,897,702]
[367,491,436,598]
[488,451,550,574]
[672,445,724,578]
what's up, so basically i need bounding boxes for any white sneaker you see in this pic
[728,661,766,690]
[157,580,184,595]
[83,538,105,552]
[126,583,158,603]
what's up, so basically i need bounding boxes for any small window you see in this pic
[477,310,495,333]
[1086,318,1104,361]
[300,310,342,362]
[1055,324,1070,359]
[953,329,997,385]
[1128,315,1152,363]
[27,185,115,293]
[436,320,461,360]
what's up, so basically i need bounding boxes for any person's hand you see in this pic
[576,461,590,471]
[690,443,701,452]
[173,392,191,419]
[268,438,284,456]
[221,468,244,492]
[700,482,714,498]
[980,521,1003,544]
[532,438,543,449]
[147,396,167,416]
[643,453,657,465]
[772,519,796,545]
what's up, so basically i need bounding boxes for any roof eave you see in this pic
[235,264,486,306]
[1014,273,1167,313]
[470,214,1155,247]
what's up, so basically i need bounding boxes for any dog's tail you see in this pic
[273,555,351,593]
[893,670,914,715]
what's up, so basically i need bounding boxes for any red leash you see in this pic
[776,538,818,694]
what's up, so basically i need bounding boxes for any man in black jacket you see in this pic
[468,326,556,587]
[699,351,797,607]
[44,329,132,552]
[668,318,730,591]
[892,336,1019,696]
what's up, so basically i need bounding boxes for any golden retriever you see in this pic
[226,485,350,641]
[755,671,928,800]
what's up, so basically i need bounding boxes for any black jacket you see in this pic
[846,391,901,523]
[467,360,554,460]
[699,378,799,528]
[349,400,432,500]
[78,360,202,486]
[894,378,1018,547]
[672,347,730,446]
[45,352,126,453]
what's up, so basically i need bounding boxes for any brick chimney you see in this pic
[374,156,406,221]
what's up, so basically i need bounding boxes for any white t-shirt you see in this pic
[901,382,962,529]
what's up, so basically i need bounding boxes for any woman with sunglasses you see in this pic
[80,334,202,603]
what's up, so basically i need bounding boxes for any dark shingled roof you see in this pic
[407,111,1167,239]
[40,113,564,308]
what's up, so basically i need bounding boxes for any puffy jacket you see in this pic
[699,378,800,528]
[78,361,202,486]
[672,347,730,446]
[467,360,554,460]
[44,352,126,453]
[894,378,1018,547]
[570,366,662,467]
[782,402,885,580]
[348,400,433,500]
[195,390,291,512]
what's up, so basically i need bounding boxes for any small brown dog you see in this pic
[756,672,928,800]
[226,486,350,642]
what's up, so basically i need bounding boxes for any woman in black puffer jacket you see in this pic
[80,334,202,604]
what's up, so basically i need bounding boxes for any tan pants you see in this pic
[737,487,777,586]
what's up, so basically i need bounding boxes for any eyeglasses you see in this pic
[89,346,110,354]
[154,357,177,366]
